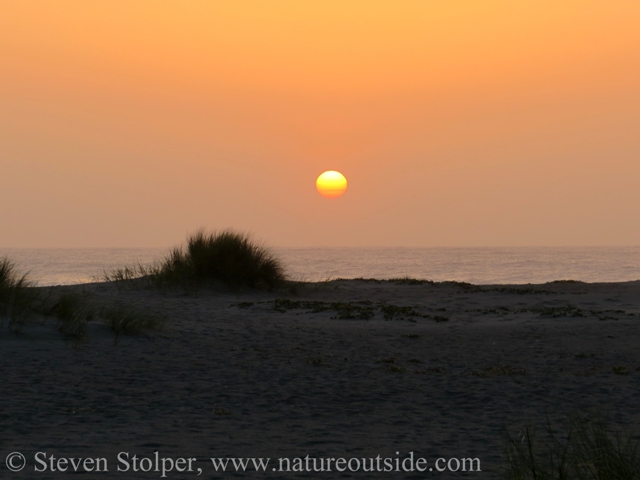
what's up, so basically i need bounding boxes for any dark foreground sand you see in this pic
[2,279,640,478]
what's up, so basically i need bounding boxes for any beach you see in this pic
[2,278,640,478]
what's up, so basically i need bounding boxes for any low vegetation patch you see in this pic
[45,291,95,340]
[378,357,397,364]
[546,279,584,284]
[0,258,37,328]
[1,256,165,344]
[474,305,633,321]
[234,302,255,309]
[470,365,527,377]
[101,303,166,345]
[106,230,285,290]
[270,299,449,322]
[492,287,558,295]
[306,356,328,366]
[612,365,630,375]
[389,277,435,285]
[386,364,407,373]
[39,291,166,345]
[272,298,376,319]
[444,281,483,292]
[213,407,232,416]
[102,263,151,290]
[505,414,640,479]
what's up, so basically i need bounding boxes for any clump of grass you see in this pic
[402,333,421,339]
[1,257,165,343]
[378,357,397,364]
[213,407,232,416]
[306,356,328,366]
[386,364,407,373]
[272,298,375,319]
[381,304,423,321]
[177,230,284,287]
[102,263,153,290]
[108,230,286,290]
[102,304,166,345]
[36,289,164,344]
[471,365,527,377]
[46,291,95,340]
[546,279,584,284]
[505,414,640,479]
[444,281,482,292]
[390,277,434,285]
[612,365,630,375]
[0,257,37,328]
[234,302,255,309]
[574,352,596,359]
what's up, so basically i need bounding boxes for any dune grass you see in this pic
[505,414,640,479]
[106,229,286,290]
[0,257,37,328]
[102,262,160,292]
[101,303,166,345]
[43,291,95,341]
[32,289,165,344]
[1,256,165,343]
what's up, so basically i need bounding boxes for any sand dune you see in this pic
[2,279,640,478]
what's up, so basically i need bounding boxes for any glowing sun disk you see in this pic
[316,171,348,198]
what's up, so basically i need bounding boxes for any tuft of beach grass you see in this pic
[105,229,286,290]
[42,291,98,341]
[101,303,166,345]
[505,414,640,479]
[0,257,37,329]
[1,256,166,343]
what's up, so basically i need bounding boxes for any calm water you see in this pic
[1,247,639,286]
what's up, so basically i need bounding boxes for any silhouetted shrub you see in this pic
[153,230,285,288]
[0,257,36,327]
[505,414,640,479]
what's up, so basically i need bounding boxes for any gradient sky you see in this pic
[1,1,639,248]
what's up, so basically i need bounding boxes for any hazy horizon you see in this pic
[2,1,639,248]
[2,244,640,250]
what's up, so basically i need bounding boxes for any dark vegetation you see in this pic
[341,277,580,295]
[0,258,37,328]
[45,291,94,340]
[269,298,449,322]
[272,298,376,319]
[337,277,436,285]
[106,229,285,290]
[101,303,166,345]
[1,257,164,343]
[505,414,640,479]
[473,305,635,321]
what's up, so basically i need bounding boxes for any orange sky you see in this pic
[1,1,639,247]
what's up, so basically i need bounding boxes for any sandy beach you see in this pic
[2,279,640,478]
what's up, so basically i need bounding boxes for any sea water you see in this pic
[1,247,639,286]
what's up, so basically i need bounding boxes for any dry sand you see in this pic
[2,279,640,478]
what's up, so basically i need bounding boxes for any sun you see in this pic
[316,171,348,198]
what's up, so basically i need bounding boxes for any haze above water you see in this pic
[1,247,638,287]
[2,3,639,249]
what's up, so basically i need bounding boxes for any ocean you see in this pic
[1,247,639,286]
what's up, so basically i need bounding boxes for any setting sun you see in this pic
[316,171,348,199]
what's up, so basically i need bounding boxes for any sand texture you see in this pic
[2,279,640,478]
